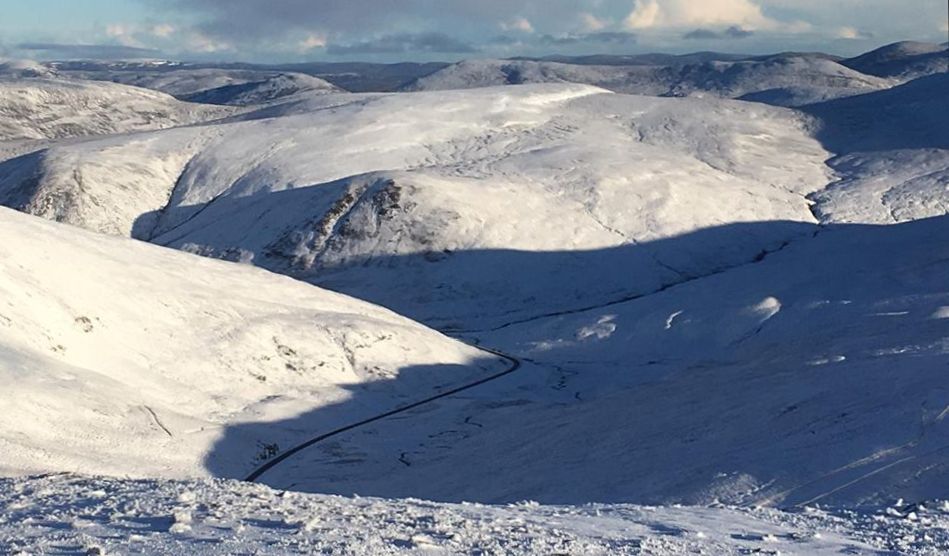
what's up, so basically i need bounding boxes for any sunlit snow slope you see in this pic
[0,77,231,143]
[0,84,835,329]
[0,207,503,479]
[401,54,891,107]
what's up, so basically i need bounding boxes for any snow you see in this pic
[805,74,949,225]
[0,41,947,553]
[0,77,232,143]
[82,68,338,99]
[0,207,504,479]
[180,73,342,106]
[0,84,834,329]
[841,41,949,80]
[0,59,56,79]
[403,54,891,107]
[3,475,947,555]
[255,215,949,508]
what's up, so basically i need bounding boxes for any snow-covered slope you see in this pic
[0,58,57,79]
[842,41,948,81]
[402,55,888,107]
[4,475,946,556]
[0,84,834,329]
[59,67,342,105]
[260,214,949,508]
[0,207,503,478]
[804,73,949,224]
[0,77,232,143]
[0,126,224,236]
[401,59,663,93]
[180,73,342,105]
[93,67,294,97]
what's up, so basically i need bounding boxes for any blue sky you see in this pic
[1,1,145,38]
[1,0,947,62]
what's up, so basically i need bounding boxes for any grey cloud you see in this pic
[682,29,719,40]
[490,35,522,46]
[16,42,161,59]
[538,34,581,46]
[725,26,755,38]
[683,26,754,40]
[535,32,636,46]
[585,32,638,44]
[327,33,480,56]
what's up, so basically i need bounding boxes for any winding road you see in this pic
[244,229,820,483]
[244,345,521,482]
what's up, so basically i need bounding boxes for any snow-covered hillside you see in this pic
[180,73,341,106]
[54,60,446,94]
[259,214,949,508]
[84,67,315,97]
[0,58,57,79]
[0,84,836,329]
[68,67,343,105]
[804,73,949,224]
[0,207,504,478]
[0,78,232,143]
[842,41,949,80]
[402,53,889,107]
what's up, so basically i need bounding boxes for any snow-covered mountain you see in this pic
[0,84,836,329]
[0,77,232,144]
[179,72,341,106]
[63,67,343,105]
[402,53,890,107]
[53,59,448,93]
[0,58,57,79]
[3,72,944,332]
[0,206,504,478]
[803,73,949,224]
[841,41,949,80]
[0,40,947,551]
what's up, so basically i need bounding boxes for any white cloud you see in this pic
[188,32,232,53]
[299,33,328,51]
[838,26,859,39]
[837,26,861,39]
[625,0,662,29]
[106,24,131,37]
[151,24,176,38]
[500,17,535,33]
[579,13,609,32]
[624,0,774,30]
[105,23,145,47]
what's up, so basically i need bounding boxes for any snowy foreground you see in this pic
[3,475,948,555]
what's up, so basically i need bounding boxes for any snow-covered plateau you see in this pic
[0,40,946,553]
